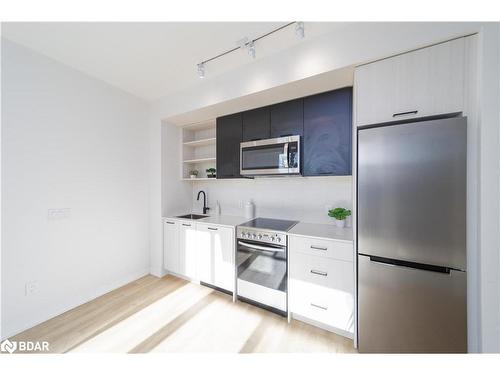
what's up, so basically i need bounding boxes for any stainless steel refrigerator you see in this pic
[357,116,467,353]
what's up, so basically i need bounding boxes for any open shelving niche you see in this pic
[181,120,218,181]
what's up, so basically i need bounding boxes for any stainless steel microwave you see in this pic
[240,135,301,176]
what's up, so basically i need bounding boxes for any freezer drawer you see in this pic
[358,254,467,353]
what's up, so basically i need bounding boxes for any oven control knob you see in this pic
[270,236,275,242]
[252,234,257,239]
[257,234,262,240]
[276,237,282,243]
[241,232,246,238]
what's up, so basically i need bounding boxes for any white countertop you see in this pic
[163,214,249,228]
[163,213,353,241]
[288,222,353,243]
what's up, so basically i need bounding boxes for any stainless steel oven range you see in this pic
[236,217,298,315]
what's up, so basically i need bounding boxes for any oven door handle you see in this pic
[238,240,286,253]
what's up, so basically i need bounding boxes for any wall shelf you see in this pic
[183,157,216,164]
[183,137,216,147]
[182,178,218,181]
[181,120,217,179]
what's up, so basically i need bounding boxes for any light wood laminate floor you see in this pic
[11,274,356,353]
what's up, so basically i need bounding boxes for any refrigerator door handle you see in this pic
[365,255,452,275]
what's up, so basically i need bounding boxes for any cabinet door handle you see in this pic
[166,221,175,224]
[310,303,328,311]
[392,110,418,118]
[310,269,328,277]
[208,227,218,231]
[310,245,327,251]
[182,223,191,227]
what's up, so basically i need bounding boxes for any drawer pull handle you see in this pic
[310,245,327,251]
[182,223,191,227]
[310,303,328,311]
[208,227,218,231]
[166,221,175,224]
[392,110,418,118]
[310,269,328,277]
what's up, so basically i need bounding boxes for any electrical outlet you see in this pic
[48,208,71,220]
[25,281,38,296]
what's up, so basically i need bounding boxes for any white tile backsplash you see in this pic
[191,176,352,225]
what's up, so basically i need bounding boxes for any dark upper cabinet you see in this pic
[303,88,352,176]
[216,113,242,179]
[270,99,304,138]
[242,107,271,141]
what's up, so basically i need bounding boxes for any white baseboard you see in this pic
[2,267,150,340]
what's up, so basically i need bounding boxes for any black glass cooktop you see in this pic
[239,217,298,232]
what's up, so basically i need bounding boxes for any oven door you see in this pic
[240,136,300,176]
[236,239,287,312]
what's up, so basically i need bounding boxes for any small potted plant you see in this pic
[206,168,216,178]
[189,170,199,179]
[328,207,351,228]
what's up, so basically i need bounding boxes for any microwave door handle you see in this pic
[283,143,289,168]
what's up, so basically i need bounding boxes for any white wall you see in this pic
[477,23,500,353]
[190,177,352,225]
[1,39,150,339]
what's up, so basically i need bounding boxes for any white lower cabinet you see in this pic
[163,219,235,292]
[178,221,198,279]
[289,235,354,338]
[163,219,180,273]
[196,223,234,292]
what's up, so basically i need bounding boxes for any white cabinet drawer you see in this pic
[290,284,354,333]
[290,235,353,262]
[290,252,352,290]
[289,252,354,334]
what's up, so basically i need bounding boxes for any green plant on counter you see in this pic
[328,207,352,220]
[189,170,199,176]
[206,168,216,177]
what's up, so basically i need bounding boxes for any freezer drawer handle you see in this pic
[165,221,175,224]
[182,223,192,227]
[310,269,328,277]
[207,227,218,231]
[310,303,328,311]
[310,245,327,251]
[367,255,452,274]
[392,110,418,118]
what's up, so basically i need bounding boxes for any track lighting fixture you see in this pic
[197,63,205,79]
[295,22,305,39]
[247,41,256,59]
[196,22,304,78]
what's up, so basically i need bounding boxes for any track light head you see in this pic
[247,41,256,59]
[197,63,205,79]
[295,22,305,39]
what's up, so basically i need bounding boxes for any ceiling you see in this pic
[2,22,343,101]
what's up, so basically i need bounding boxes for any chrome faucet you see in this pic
[197,190,210,215]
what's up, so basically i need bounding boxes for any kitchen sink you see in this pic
[175,214,209,220]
